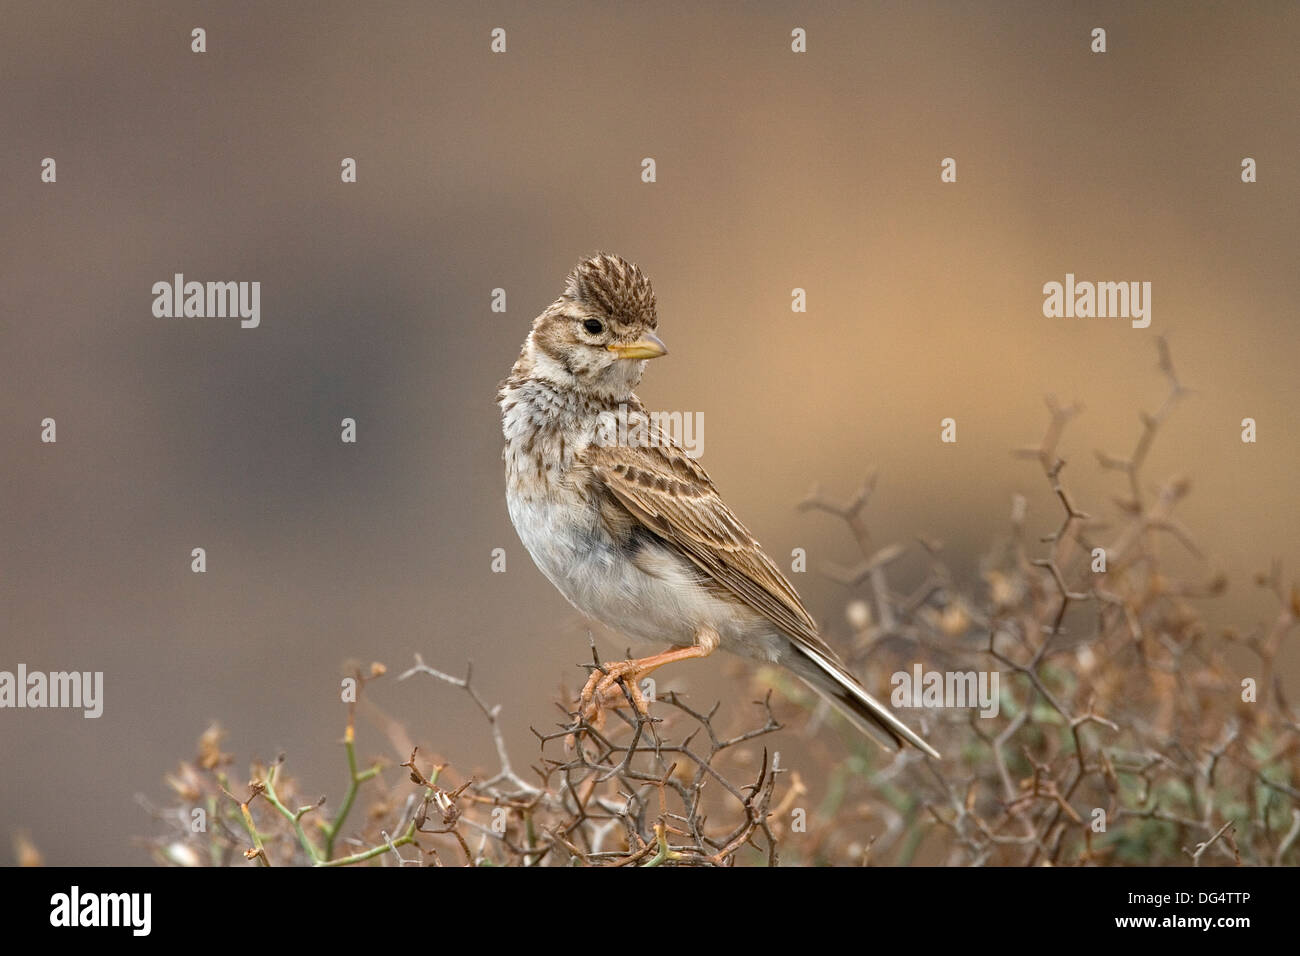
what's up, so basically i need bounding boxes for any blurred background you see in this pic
[2,1,1297,864]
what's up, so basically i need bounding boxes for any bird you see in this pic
[498,253,939,758]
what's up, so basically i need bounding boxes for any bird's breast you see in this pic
[504,483,636,622]
[498,381,782,657]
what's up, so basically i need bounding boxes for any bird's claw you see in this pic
[564,659,652,750]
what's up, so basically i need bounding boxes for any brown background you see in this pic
[2,1,1297,864]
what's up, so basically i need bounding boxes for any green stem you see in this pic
[641,824,679,867]
[321,723,381,861]
[205,796,221,867]
[524,811,539,867]
[263,764,323,863]
[316,822,416,867]
[237,801,270,866]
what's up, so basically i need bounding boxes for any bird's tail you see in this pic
[786,645,941,759]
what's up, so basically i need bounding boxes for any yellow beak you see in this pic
[607,332,668,360]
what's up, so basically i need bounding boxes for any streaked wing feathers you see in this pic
[583,436,839,662]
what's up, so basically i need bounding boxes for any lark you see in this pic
[498,253,939,757]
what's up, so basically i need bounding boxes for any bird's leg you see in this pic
[576,626,720,731]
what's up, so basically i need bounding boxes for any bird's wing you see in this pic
[581,428,840,662]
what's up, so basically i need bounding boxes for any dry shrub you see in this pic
[145,339,1298,866]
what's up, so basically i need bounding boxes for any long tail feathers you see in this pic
[790,645,941,759]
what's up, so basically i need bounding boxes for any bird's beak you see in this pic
[607,332,668,360]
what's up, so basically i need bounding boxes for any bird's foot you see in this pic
[565,659,653,749]
[563,633,719,751]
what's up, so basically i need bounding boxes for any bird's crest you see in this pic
[563,253,657,329]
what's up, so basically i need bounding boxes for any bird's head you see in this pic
[519,253,668,399]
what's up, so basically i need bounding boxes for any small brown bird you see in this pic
[498,253,938,758]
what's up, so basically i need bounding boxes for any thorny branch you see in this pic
[771,337,1297,866]
[146,653,785,867]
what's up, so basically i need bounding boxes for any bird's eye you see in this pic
[582,318,604,335]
